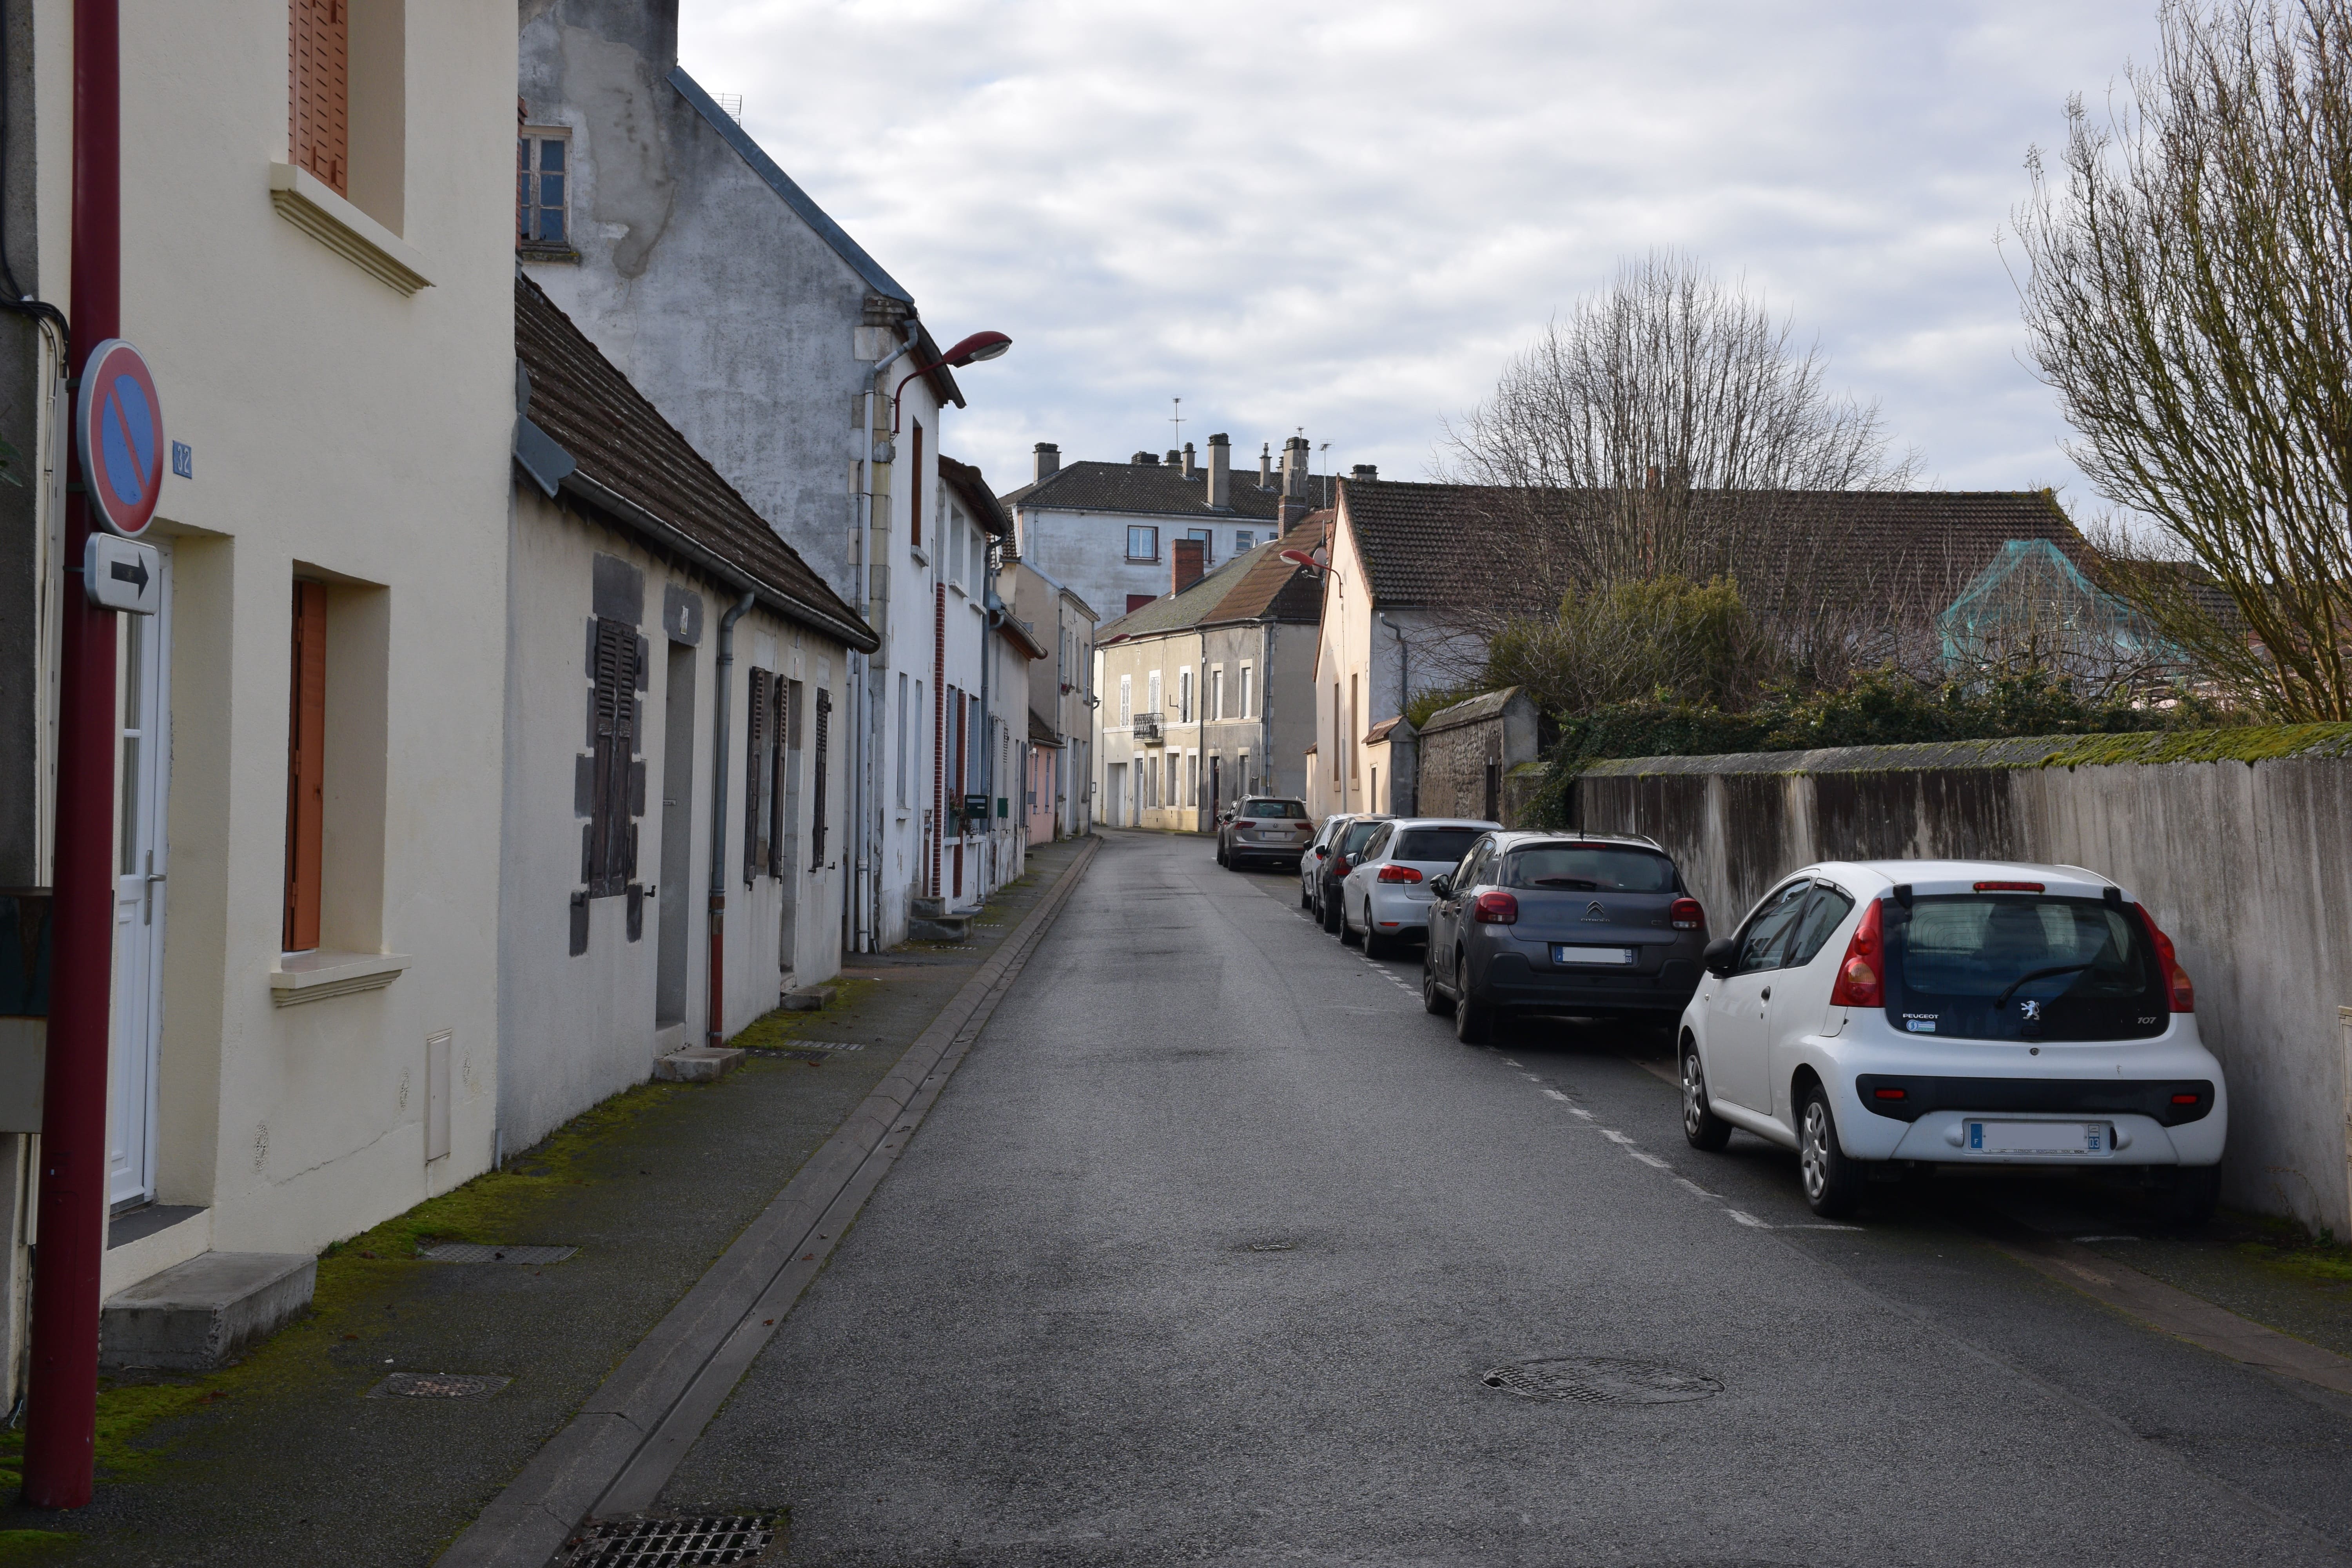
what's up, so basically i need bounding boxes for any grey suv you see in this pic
[1422,831,1711,1044]
[1217,797,1314,870]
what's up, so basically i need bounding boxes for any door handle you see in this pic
[143,852,165,924]
[1759,985,1771,1001]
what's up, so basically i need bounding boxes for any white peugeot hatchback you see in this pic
[1677,860,2225,1221]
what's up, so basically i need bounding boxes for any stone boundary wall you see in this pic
[1573,726,2352,1235]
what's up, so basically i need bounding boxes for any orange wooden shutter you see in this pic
[290,0,350,194]
[283,581,328,951]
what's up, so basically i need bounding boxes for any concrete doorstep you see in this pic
[437,834,1102,1568]
[100,1252,317,1372]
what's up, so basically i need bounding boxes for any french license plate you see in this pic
[1553,945,1636,966]
[1966,1120,2109,1156]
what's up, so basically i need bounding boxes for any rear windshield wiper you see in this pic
[1993,962,2094,1009]
[1524,877,1599,890]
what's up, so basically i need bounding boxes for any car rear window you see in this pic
[1338,820,1387,856]
[1888,895,2164,1041]
[1241,800,1307,819]
[1503,844,1675,893]
[1394,827,1483,863]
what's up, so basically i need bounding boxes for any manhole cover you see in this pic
[369,1372,510,1399]
[1480,1356,1721,1406]
[563,1515,777,1566]
[418,1243,576,1265]
[1242,1239,1296,1253]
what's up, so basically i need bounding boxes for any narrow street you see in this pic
[653,831,2352,1566]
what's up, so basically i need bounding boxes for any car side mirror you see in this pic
[1701,937,1737,979]
[1314,846,1328,858]
[1429,873,1452,898]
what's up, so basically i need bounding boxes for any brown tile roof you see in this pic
[1097,515,1330,642]
[514,274,876,650]
[1340,479,2094,616]
[940,455,1011,537]
[1002,459,1336,520]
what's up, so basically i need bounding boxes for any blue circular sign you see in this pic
[76,339,165,537]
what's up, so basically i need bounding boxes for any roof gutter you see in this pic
[551,467,880,654]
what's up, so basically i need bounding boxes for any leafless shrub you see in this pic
[2012,0,2352,720]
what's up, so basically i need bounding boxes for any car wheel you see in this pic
[1798,1083,1865,1218]
[1215,842,1227,866]
[1340,897,1363,946]
[1680,1044,1733,1152]
[1363,925,1392,960]
[1300,885,1312,911]
[1423,955,1451,1015]
[1323,889,1343,935]
[2161,1165,2221,1228]
[1454,953,1492,1044]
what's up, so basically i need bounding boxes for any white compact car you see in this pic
[1336,818,1498,958]
[1677,860,2225,1221]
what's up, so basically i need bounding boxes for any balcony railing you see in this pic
[1133,711,1164,744]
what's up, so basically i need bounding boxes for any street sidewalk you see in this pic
[0,836,1097,1568]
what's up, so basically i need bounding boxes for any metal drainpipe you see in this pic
[1379,611,1407,813]
[978,585,1003,889]
[706,590,755,1049]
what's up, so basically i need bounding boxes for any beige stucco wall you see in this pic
[81,0,520,1256]
[499,486,849,1151]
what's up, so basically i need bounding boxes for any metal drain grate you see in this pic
[786,1040,865,1052]
[563,1515,777,1566]
[370,1372,510,1399]
[1481,1356,1721,1406]
[1243,1239,1296,1252]
[419,1243,577,1265]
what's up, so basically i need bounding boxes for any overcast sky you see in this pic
[677,1,2158,507]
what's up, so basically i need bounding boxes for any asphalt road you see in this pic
[661,830,2352,1567]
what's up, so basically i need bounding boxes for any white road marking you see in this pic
[1502,1060,1523,1068]
[1788,1223,1866,1231]
[1541,1089,1571,1102]
[1726,1209,1771,1228]
[1565,1107,1593,1120]
[1673,1177,1720,1200]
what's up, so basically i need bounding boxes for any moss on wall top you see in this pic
[1578,724,2352,779]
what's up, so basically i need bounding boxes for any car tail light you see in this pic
[2138,907,2194,1012]
[1828,897,1885,1008]
[1472,890,1519,924]
[1377,864,1423,883]
[1669,897,1703,931]
[1975,880,2044,893]
[1332,857,1350,877]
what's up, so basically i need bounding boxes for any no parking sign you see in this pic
[76,339,165,538]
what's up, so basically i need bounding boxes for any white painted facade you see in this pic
[519,0,1011,949]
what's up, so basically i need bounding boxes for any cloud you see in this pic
[680,0,2154,503]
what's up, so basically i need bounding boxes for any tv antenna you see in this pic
[1169,397,1184,448]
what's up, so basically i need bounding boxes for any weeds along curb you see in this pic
[437,835,1103,1568]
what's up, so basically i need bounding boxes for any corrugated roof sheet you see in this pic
[515,272,874,650]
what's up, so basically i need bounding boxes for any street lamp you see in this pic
[892,330,1012,431]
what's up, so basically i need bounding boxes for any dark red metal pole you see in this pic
[22,0,120,1512]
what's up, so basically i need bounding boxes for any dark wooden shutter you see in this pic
[909,421,924,548]
[810,687,831,869]
[588,616,636,896]
[283,580,328,950]
[744,668,771,879]
[289,0,350,194]
[768,675,787,877]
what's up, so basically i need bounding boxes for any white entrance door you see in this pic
[109,546,170,1210]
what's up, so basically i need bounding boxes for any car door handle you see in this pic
[1759,985,1771,1001]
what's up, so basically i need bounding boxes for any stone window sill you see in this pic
[517,242,581,265]
[267,164,432,296]
[269,950,411,1007]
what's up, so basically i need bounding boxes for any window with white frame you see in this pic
[1240,662,1255,718]
[1126,524,1158,561]
[1235,530,1256,554]
[1146,669,1161,716]
[1178,668,1193,724]
[1118,674,1132,726]
[518,128,571,250]
[1209,666,1224,721]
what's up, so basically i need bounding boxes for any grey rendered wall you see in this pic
[1574,742,2352,1236]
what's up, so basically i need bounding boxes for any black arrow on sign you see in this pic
[109,555,149,593]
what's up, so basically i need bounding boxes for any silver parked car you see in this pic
[1337,818,1499,958]
[1216,796,1314,870]
[1299,814,1359,911]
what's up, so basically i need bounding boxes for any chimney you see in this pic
[1350,463,1377,483]
[1033,442,1060,483]
[1282,435,1310,497]
[1133,450,1158,465]
[1259,442,1273,488]
[1181,442,1197,479]
[1165,448,1181,468]
[1173,537,1206,595]
[1206,432,1231,510]
[1278,498,1310,528]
